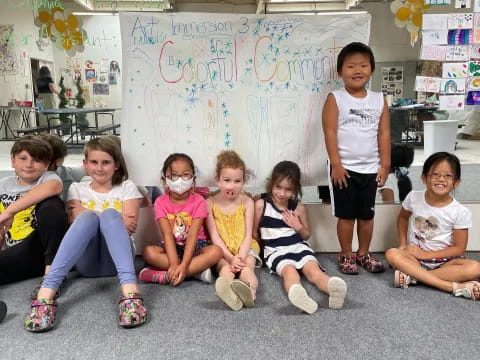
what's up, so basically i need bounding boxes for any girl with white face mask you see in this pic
[139,153,222,286]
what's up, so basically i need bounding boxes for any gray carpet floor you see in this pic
[1,253,480,360]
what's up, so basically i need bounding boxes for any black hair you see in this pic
[266,161,302,200]
[336,42,375,73]
[37,133,68,171]
[422,152,461,181]
[391,143,414,201]
[162,153,195,177]
[38,66,52,79]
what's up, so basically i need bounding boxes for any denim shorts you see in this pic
[159,239,209,259]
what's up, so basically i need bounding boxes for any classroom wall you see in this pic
[0,5,55,105]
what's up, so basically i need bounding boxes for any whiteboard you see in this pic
[120,12,371,186]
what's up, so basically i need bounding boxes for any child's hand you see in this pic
[0,212,13,239]
[230,255,245,273]
[376,167,389,187]
[405,245,426,259]
[282,210,303,232]
[169,263,187,286]
[122,214,137,235]
[331,165,350,189]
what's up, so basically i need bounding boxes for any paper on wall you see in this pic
[445,45,470,60]
[442,62,468,78]
[448,13,473,29]
[466,76,480,90]
[439,95,465,110]
[415,76,442,92]
[423,14,449,30]
[420,45,447,61]
[441,78,466,93]
[423,30,448,45]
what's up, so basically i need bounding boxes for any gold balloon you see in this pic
[38,11,51,24]
[67,14,78,29]
[396,7,411,22]
[54,19,67,33]
[412,11,422,27]
[71,30,84,46]
[62,37,73,51]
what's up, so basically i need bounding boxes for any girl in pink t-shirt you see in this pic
[140,153,222,285]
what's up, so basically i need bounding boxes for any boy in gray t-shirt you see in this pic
[0,136,67,287]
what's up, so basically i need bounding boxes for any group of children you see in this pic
[1,41,479,332]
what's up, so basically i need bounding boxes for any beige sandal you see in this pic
[215,277,243,311]
[231,280,255,308]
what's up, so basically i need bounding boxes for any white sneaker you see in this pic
[194,268,213,284]
[288,284,318,314]
[328,277,347,309]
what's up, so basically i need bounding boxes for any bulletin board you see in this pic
[120,12,371,186]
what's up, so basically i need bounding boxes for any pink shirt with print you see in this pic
[154,192,208,245]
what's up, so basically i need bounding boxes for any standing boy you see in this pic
[0,136,67,287]
[322,42,391,274]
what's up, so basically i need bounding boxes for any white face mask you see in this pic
[166,177,194,195]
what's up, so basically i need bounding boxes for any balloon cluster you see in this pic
[390,0,430,45]
[34,7,87,56]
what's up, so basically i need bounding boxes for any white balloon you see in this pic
[407,22,420,33]
[390,0,404,14]
[395,17,408,28]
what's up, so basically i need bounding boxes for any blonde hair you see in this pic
[215,150,248,181]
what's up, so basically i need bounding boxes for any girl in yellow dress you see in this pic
[206,150,261,310]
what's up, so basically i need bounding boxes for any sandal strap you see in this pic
[119,293,144,304]
[31,299,57,307]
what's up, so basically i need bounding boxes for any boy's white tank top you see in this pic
[331,88,384,174]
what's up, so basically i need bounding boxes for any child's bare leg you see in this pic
[37,288,56,300]
[239,255,258,297]
[386,248,453,292]
[281,264,301,292]
[301,260,329,293]
[217,258,235,279]
[186,245,222,276]
[337,218,355,254]
[430,259,480,282]
[282,264,317,314]
[357,219,374,256]
[142,245,171,270]
[121,283,140,296]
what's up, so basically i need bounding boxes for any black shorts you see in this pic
[329,169,377,220]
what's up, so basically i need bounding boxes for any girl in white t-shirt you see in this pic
[385,152,480,300]
[25,137,148,332]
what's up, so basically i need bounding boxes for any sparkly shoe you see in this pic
[119,293,148,328]
[25,299,57,333]
[356,252,385,273]
[138,267,169,284]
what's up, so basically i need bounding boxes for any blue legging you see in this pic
[42,209,137,290]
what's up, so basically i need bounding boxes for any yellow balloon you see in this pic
[396,7,411,22]
[63,37,73,51]
[38,11,51,24]
[67,14,78,29]
[55,19,67,33]
[71,30,84,46]
[412,11,422,27]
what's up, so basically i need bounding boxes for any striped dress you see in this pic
[259,198,318,275]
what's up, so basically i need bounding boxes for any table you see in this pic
[0,106,37,140]
[39,108,121,146]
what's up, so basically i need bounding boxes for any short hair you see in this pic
[215,150,249,181]
[266,161,302,200]
[422,152,461,181]
[337,42,375,73]
[391,143,414,169]
[11,135,52,165]
[162,153,195,177]
[84,136,128,186]
[37,133,67,171]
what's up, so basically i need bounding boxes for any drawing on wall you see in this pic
[455,0,471,8]
[442,62,468,77]
[93,83,109,95]
[439,94,465,109]
[425,0,451,4]
[100,58,109,73]
[0,24,17,75]
[441,78,466,93]
[108,72,117,85]
[415,76,442,92]
[466,90,480,104]
[110,60,120,73]
[467,76,480,89]
[447,29,472,44]
[119,13,371,186]
[85,68,96,82]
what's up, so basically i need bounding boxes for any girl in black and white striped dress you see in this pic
[253,161,347,314]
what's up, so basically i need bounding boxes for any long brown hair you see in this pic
[266,161,302,200]
[84,136,128,186]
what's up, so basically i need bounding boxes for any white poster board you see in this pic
[120,13,371,186]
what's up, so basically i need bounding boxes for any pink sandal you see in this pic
[119,293,148,328]
[453,281,480,300]
[394,270,417,289]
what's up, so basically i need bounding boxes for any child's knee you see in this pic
[208,244,223,260]
[385,247,401,264]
